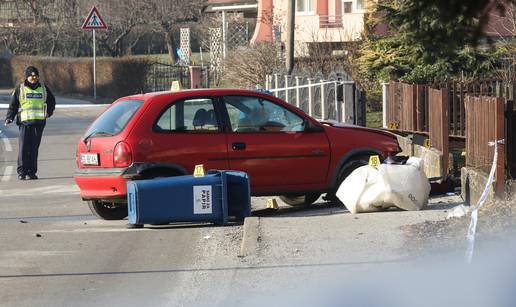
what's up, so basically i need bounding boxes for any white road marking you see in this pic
[43,228,150,233]
[0,184,80,197]
[0,130,12,152]
[1,166,13,182]
[0,104,108,109]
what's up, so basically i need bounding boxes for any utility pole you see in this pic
[286,0,295,74]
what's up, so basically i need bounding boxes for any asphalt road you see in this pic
[1,94,484,307]
[0,106,214,306]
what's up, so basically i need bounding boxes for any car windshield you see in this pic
[83,99,143,138]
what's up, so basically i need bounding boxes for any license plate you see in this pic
[80,153,99,165]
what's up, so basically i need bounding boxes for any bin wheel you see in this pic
[88,200,127,220]
[279,193,321,207]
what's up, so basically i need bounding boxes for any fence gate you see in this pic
[146,62,190,92]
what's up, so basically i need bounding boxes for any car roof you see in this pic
[123,88,276,102]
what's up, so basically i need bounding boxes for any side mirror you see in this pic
[303,119,324,133]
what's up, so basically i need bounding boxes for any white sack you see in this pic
[336,165,390,214]
[336,157,431,213]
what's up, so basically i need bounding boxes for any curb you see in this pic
[239,216,260,257]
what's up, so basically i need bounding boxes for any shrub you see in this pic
[221,42,284,88]
[6,56,150,98]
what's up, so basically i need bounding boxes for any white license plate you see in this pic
[80,153,99,165]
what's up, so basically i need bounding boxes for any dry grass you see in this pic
[402,185,516,255]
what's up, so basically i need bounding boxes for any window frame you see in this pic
[152,97,223,134]
[222,95,307,134]
[296,0,315,14]
[341,0,365,14]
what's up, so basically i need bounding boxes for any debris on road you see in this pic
[336,157,431,213]
[446,205,469,219]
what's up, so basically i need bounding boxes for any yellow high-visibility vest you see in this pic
[19,84,47,122]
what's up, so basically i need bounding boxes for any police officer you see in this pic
[4,66,55,180]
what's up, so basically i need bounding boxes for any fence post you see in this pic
[335,81,340,122]
[285,75,290,103]
[308,78,313,117]
[189,66,202,89]
[320,80,326,120]
[274,73,280,97]
[295,76,301,109]
[495,97,505,196]
[382,82,388,128]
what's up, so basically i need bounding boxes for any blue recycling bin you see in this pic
[127,170,251,227]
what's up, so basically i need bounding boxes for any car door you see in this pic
[141,97,229,173]
[222,95,330,192]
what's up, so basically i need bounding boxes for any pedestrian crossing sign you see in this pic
[81,6,107,30]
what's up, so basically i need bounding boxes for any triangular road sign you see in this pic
[81,6,107,30]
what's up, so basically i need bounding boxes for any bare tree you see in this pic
[140,0,204,63]
[488,3,516,82]
[77,1,147,57]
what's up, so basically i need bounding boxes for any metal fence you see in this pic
[146,62,189,92]
[146,62,212,92]
[265,73,366,125]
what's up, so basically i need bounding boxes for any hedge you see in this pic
[0,56,150,98]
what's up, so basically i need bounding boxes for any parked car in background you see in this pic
[74,89,401,220]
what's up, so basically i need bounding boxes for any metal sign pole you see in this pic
[93,29,97,100]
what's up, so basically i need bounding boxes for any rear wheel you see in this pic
[88,200,127,220]
[279,193,321,207]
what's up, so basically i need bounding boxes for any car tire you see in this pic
[88,200,128,220]
[279,193,321,207]
[339,155,371,183]
[326,155,374,204]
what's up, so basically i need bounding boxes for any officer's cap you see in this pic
[25,66,39,78]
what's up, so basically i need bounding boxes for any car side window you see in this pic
[224,96,305,133]
[155,98,219,132]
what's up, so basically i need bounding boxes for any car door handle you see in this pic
[311,149,324,154]
[232,142,246,150]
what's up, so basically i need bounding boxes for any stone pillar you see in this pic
[189,66,202,89]
[250,0,274,43]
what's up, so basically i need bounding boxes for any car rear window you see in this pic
[84,99,144,137]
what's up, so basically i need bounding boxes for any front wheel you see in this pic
[279,193,321,207]
[88,200,127,220]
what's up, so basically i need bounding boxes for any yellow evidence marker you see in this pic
[368,155,381,168]
[387,122,398,129]
[170,80,182,92]
[266,198,279,210]
[193,164,205,177]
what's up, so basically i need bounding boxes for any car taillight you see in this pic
[113,141,132,167]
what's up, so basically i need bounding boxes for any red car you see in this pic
[74,89,401,220]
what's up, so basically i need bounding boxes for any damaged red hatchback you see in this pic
[74,89,401,220]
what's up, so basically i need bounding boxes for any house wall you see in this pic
[259,0,370,55]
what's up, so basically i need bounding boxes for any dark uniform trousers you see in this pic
[17,123,45,176]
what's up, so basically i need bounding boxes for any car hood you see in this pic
[319,120,397,139]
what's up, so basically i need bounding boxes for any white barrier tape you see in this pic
[465,139,504,264]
